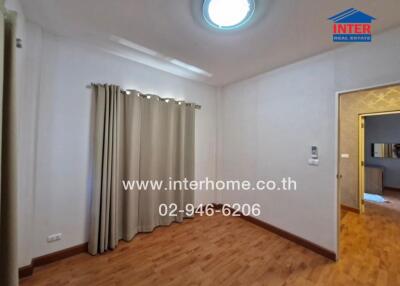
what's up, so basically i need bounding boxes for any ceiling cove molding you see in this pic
[73,33,214,85]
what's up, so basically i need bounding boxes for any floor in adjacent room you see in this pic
[378,189,400,211]
[20,192,400,286]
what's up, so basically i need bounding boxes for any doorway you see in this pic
[359,112,400,213]
[337,83,400,261]
[338,83,400,213]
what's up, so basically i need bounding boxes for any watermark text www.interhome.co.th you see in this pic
[122,177,297,192]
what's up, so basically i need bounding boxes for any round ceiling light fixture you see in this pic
[203,0,255,30]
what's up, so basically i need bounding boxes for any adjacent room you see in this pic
[1,0,400,285]
[364,113,400,206]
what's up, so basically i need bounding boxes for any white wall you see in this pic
[365,114,400,188]
[24,22,218,263]
[218,26,400,253]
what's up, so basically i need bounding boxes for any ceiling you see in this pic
[20,0,400,86]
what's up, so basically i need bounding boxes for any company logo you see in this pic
[328,8,376,42]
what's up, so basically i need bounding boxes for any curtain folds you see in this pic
[89,85,195,255]
[0,8,18,286]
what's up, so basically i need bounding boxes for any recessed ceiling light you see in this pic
[203,0,255,30]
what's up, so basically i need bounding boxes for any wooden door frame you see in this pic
[335,81,400,261]
[358,115,365,213]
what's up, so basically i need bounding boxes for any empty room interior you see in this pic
[1,0,400,285]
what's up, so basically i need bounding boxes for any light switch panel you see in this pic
[308,158,319,166]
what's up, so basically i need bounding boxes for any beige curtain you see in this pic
[89,85,195,255]
[0,6,18,286]
[138,96,195,231]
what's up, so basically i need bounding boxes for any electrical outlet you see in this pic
[47,233,62,243]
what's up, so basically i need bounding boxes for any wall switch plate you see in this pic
[308,158,319,166]
[341,153,350,158]
[47,233,62,243]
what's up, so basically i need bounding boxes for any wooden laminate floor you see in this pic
[21,193,400,286]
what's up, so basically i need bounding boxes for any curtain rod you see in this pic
[86,84,201,110]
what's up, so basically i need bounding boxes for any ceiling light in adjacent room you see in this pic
[203,0,255,30]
